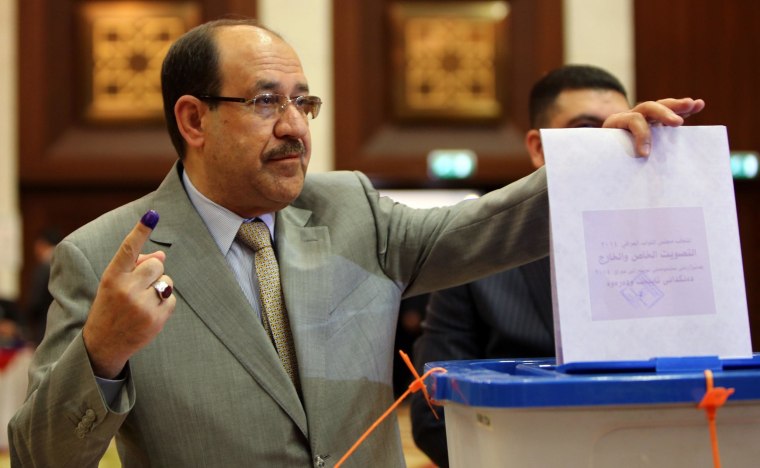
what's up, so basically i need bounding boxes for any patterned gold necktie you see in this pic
[237,220,299,388]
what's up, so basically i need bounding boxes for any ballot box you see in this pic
[424,355,760,468]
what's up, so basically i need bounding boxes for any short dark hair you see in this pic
[161,18,274,159]
[528,65,627,129]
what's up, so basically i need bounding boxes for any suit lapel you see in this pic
[275,206,331,424]
[147,163,307,434]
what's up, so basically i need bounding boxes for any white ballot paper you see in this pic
[542,126,751,364]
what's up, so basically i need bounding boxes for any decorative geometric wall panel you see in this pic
[334,0,563,187]
[389,2,510,121]
[18,0,257,318]
[79,2,201,122]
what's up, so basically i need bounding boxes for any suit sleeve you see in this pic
[361,167,549,297]
[8,239,134,467]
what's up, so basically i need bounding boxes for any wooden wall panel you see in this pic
[333,0,564,189]
[635,0,760,349]
[17,0,257,308]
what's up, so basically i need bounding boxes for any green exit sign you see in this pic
[730,151,758,179]
[428,149,477,180]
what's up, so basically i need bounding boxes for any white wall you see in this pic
[259,0,334,174]
[0,0,21,299]
[564,0,635,102]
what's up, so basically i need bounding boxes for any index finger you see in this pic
[630,101,683,126]
[108,210,160,273]
[655,98,705,119]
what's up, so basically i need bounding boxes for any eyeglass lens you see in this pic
[254,94,321,119]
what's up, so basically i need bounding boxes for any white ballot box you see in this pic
[426,356,760,468]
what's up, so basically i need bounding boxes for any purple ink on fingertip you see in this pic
[140,210,159,229]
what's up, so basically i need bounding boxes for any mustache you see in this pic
[264,140,305,160]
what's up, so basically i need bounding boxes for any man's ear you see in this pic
[524,129,546,169]
[175,96,207,149]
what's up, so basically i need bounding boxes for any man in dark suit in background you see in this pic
[411,65,633,467]
[0,299,22,348]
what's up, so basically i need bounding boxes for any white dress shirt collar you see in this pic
[182,169,276,255]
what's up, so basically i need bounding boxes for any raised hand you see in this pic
[82,210,176,378]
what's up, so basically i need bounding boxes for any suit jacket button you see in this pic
[314,455,329,467]
[82,409,96,425]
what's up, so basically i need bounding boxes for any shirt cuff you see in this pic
[95,365,129,408]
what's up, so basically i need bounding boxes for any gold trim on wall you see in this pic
[389,1,510,122]
[78,2,201,123]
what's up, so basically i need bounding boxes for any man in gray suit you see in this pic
[8,19,703,467]
[410,65,643,467]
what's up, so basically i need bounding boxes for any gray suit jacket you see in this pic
[410,257,555,467]
[9,162,548,467]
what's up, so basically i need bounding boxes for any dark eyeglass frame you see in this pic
[197,94,322,119]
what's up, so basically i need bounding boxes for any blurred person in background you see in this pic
[411,65,634,467]
[0,299,22,349]
[24,227,63,346]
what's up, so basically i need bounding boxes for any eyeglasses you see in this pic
[197,94,322,120]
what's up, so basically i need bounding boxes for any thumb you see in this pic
[107,210,160,274]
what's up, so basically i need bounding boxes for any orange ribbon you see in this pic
[334,350,446,468]
[698,369,735,468]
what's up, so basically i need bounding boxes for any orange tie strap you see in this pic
[698,369,735,468]
[334,350,446,468]
[399,348,442,420]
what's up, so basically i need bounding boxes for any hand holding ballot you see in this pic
[603,97,705,155]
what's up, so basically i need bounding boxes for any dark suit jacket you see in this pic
[25,262,52,345]
[410,257,555,467]
[10,162,549,467]
[0,299,19,323]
